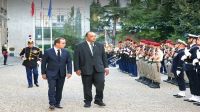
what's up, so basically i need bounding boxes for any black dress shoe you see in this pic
[28,85,33,88]
[84,103,91,108]
[94,101,106,106]
[184,99,196,102]
[49,105,55,110]
[55,105,63,109]
[173,94,185,98]
[34,83,39,87]
[193,102,200,106]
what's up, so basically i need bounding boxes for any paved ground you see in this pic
[0,56,21,68]
[0,58,200,112]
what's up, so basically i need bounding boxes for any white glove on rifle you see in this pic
[184,48,191,57]
[181,55,187,61]
[192,58,199,65]
[197,50,200,59]
[176,70,181,76]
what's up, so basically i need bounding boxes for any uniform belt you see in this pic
[185,63,193,65]
[151,61,160,63]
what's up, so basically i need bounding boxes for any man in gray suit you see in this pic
[74,32,109,108]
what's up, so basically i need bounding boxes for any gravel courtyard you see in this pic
[0,58,199,112]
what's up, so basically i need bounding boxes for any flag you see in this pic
[48,0,52,18]
[31,0,35,16]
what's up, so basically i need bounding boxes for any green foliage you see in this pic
[90,0,200,42]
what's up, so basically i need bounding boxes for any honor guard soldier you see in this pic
[181,34,199,102]
[172,39,187,98]
[193,35,200,106]
[20,38,42,88]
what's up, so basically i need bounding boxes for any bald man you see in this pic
[74,32,109,108]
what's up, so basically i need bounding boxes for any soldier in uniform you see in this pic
[181,34,199,102]
[164,40,176,84]
[149,42,163,88]
[128,40,137,77]
[172,39,187,98]
[193,35,200,106]
[135,40,146,82]
[20,38,42,88]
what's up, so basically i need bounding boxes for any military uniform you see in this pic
[172,39,187,98]
[182,34,200,102]
[193,44,200,106]
[20,40,42,88]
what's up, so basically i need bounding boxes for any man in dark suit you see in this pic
[74,32,109,108]
[41,37,72,110]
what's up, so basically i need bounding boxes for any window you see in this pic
[57,15,65,23]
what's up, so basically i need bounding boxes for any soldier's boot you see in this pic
[169,78,177,85]
[149,82,160,89]
[163,77,172,83]
[140,77,147,83]
[135,77,143,82]
[143,78,151,85]
[141,77,148,84]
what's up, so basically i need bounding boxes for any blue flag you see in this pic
[48,0,52,18]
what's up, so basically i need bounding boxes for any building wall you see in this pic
[0,0,8,53]
[7,0,90,55]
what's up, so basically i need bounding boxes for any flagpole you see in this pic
[41,1,44,53]
[48,0,53,48]
[32,12,35,46]
[50,17,53,48]
[31,0,35,46]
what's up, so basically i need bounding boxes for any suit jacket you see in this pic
[41,48,72,78]
[74,41,108,75]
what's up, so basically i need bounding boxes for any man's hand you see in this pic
[42,74,47,80]
[75,70,81,76]
[66,74,72,79]
[105,68,109,76]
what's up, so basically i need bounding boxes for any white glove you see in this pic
[176,70,181,76]
[181,55,187,61]
[37,61,41,65]
[167,61,171,65]
[184,48,191,57]
[192,58,199,65]
[21,56,26,60]
[197,50,200,59]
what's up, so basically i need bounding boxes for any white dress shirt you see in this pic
[86,41,94,55]
[54,47,62,56]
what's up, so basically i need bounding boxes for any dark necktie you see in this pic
[90,43,94,56]
[57,49,61,61]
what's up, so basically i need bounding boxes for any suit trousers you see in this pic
[81,67,105,104]
[47,74,65,106]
